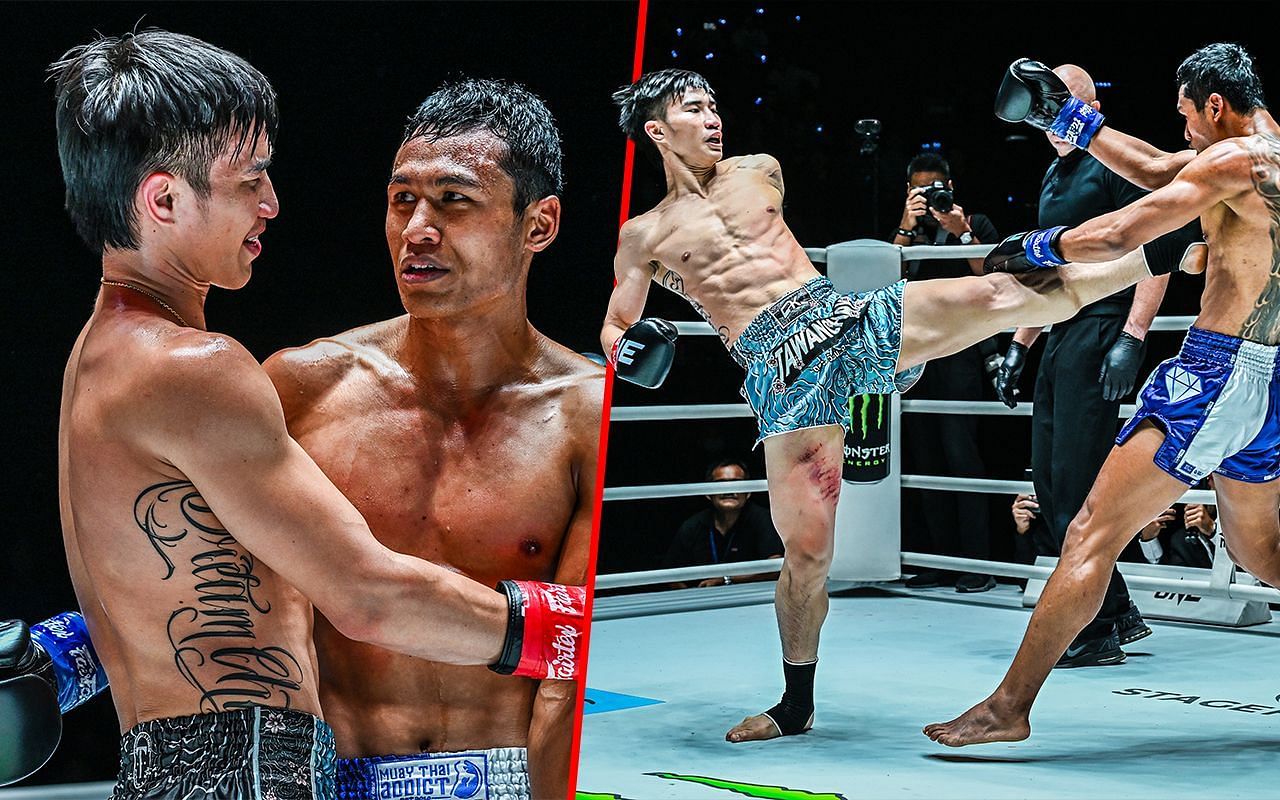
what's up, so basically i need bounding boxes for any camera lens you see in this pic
[931,188,954,213]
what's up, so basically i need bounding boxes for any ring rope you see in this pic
[594,552,1280,604]
[609,399,1143,421]
[672,315,1198,337]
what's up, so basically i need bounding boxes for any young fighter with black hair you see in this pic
[603,68,1191,744]
[0,31,584,797]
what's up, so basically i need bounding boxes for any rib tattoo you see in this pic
[1241,134,1280,344]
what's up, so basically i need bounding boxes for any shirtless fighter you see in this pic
[0,31,583,797]
[265,79,600,800]
[603,69,1184,744]
[925,43,1280,747]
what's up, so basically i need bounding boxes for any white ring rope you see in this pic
[610,399,1142,421]
[604,476,1216,506]
[670,315,1197,337]
[594,552,1280,604]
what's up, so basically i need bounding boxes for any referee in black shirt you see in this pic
[664,458,784,587]
[995,64,1168,667]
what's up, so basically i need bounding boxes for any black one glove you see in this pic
[610,318,678,389]
[995,342,1028,409]
[994,58,1106,149]
[1099,331,1145,401]
[1,620,62,786]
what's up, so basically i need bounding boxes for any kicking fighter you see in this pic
[603,69,1184,744]
[4,30,583,796]
[926,43,1280,746]
[266,79,600,800]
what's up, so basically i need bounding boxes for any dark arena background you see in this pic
[599,2,1274,577]
[0,1,632,784]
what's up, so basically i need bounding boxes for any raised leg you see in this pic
[899,248,1152,370]
[923,422,1188,746]
[726,425,843,743]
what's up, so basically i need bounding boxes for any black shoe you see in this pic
[955,573,996,593]
[1116,602,1152,645]
[905,569,948,588]
[1055,631,1126,668]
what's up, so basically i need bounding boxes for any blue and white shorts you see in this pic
[336,746,528,800]
[730,277,922,446]
[1117,327,1280,484]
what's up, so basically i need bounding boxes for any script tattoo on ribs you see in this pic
[134,481,303,711]
[1241,134,1280,345]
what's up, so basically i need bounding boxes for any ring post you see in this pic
[825,239,903,583]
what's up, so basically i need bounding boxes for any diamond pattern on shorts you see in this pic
[1165,365,1202,403]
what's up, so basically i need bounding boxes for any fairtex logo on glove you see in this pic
[538,584,582,616]
[1050,97,1104,149]
[547,623,581,680]
[1023,226,1068,268]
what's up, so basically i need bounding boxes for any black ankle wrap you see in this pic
[762,658,816,735]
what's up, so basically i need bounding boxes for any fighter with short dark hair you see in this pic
[603,67,1182,744]
[267,78,600,800]
[0,30,585,796]
[927,42,1280,747]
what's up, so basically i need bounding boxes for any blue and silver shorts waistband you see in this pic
[336,746,529,800]
[1180,326,1279,380]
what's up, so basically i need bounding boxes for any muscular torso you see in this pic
[1197,133,1280,345]
[275,318,595,757]
[58,312,320,732]
[632,155,819,345]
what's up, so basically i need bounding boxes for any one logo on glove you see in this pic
[374,753,489,799]
[1165,365,1202,404]
[768,296,866,386]
[614,339,645,366]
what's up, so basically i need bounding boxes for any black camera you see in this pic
[917,180,954,214]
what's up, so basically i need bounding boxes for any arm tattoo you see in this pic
[1241,134,1280,344]
[134,481,303,711]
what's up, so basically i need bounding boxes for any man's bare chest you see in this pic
[297,403,575,579]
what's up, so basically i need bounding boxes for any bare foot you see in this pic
[922,698,1030,747]
[725,713,784,743]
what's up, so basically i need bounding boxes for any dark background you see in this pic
[0,1,633,784]
[599,2,1270,576]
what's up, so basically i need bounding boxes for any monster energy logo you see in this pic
[844,393,890,474]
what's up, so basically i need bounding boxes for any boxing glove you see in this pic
[1,620,61,786]
[489,580,586,681]
[995,58,1105,149]
[983,227,1070,274]
[609,318,678,388]
[995,342,1028,409]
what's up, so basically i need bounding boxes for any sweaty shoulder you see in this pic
[264,317,404,421]
[533,337,605,440]
[734,153,781,171]
[107,327,284,460]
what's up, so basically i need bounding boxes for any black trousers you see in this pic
[903,343,991,562]
[1031,313,1132,640]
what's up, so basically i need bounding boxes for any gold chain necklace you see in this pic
[100,279,189,327]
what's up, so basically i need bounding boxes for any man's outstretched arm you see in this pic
[1086,126,1197,191]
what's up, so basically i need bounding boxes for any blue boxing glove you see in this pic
[28,612,109,714]
[983,226,1070,274]
[995,59,1106,149]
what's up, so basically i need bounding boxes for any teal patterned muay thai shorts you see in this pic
[730,277,922,447]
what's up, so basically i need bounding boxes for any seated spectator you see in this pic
[663,458,783,588]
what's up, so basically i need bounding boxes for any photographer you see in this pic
[893,153,1000,594]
